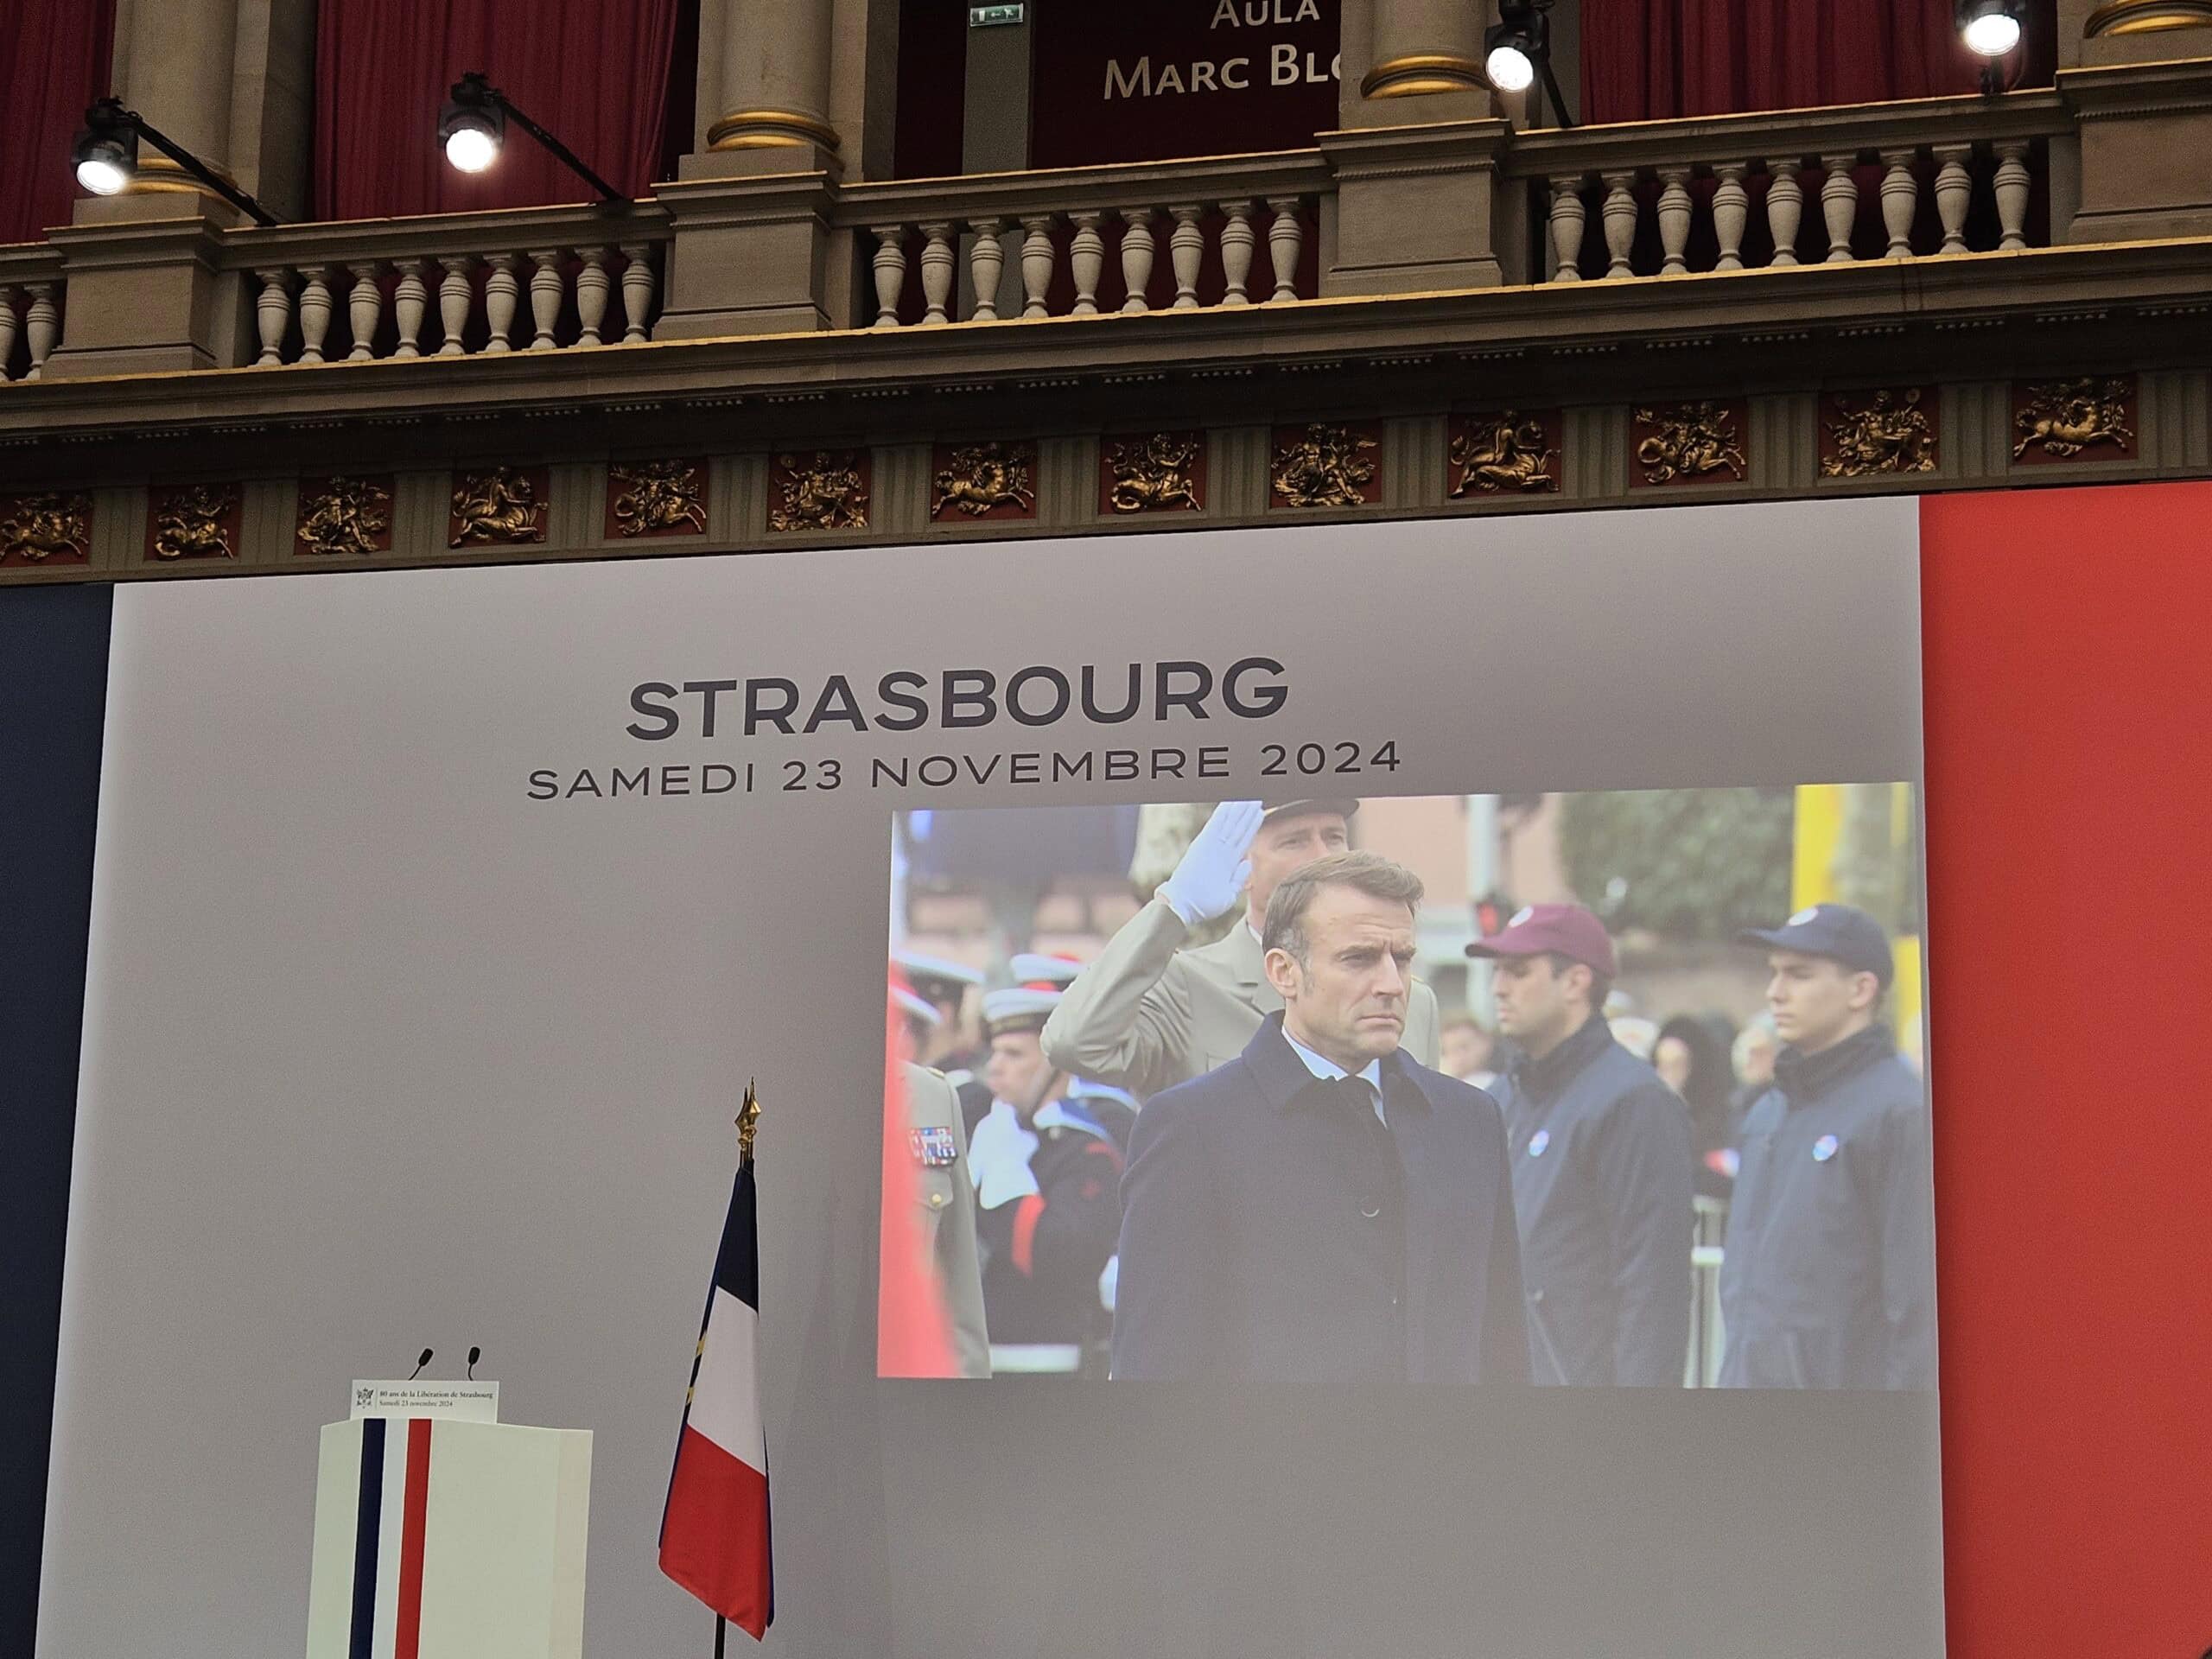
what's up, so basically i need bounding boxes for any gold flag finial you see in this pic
[736,1077,761,1166]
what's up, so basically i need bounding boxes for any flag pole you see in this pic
[737,1077,760,1171]
[714,1613,727,1657]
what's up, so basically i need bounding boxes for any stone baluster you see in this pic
[1120,208,1158,313]
[918,223,955,325]
[527,250,563,350]
[437,256,474,355]
[1020,215,1056,318]
[1656,168,1694,275]
[1070,213,1106,315]
[297,266,335,364]
[1548,178,1586,282]
[574,250,610,346]
[870,226,907,328]
[969,219,1006,322]
[483,253,521,353]
[253,269,292,365]
[347,264,384,360]
[1600,172,1637,278]
[23,285,57,381]
[1994,141,2031,251]
[0,291,19,381]
[619,245,657,342]
[393,261,429,358]
[1265,198,1303,302]
[1220,201,1255,305]
[1879,149,1918,258]
[1765,166,1803,266]
[1932,145,1974,254]
[1713,164,1749,270]
[1820,153,1859,263]
[1168,203,1205,309]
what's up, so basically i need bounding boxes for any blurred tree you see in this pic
[1558,787,1796,939]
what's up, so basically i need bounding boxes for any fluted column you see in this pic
[703,0,841,160]
[1362,0,1487,100]
[110,0,242,213]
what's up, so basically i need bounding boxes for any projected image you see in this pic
[880,787,1931,1388]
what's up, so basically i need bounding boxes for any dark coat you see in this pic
[1719,1026,1935,1389]
[1109,1014,1529,1383]
[1491,1014,1694,1387]
[975,1094,1133,1346]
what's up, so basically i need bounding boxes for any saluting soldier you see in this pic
[1719,904,1934,1390]
[1470,905,1693,1388]
[1042,798,1441,1101]
[966,985,1135,1362]
[894,986,992,1377]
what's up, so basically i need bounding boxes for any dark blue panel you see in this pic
[0,583,111,1656]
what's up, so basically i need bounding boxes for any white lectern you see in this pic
[305,1414,592,1659]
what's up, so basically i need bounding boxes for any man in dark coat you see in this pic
[1110,851,1528,1384]
[1470,904,1693,1387]
[1719,903,1935,1390]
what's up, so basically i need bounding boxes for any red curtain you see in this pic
[1580,0,1999,124]
[3,0,115,245]
[315,0,684,221]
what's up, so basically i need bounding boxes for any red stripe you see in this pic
[1009,1192,1046,1276]
[394,1418,432,1659]
[660,1424,772,1637]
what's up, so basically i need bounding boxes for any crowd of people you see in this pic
[886,797,1934,1390]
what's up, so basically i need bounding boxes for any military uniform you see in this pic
[1041,897,1441,1100]
[901,1062,992,1377]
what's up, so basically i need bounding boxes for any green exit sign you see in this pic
[969,3,1025,25]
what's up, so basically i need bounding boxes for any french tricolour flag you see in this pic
[659,1150,773,1639]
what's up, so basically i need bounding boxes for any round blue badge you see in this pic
[1528,1129,1550,1158]
[1813,1134,1839,1162]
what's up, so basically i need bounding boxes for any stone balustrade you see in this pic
[838,152,1332,327]
[1510,91,2069,281]
[227,205,671,366]
[0,249,66,384]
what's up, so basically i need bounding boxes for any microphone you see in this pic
[408,1347,435,1381]
[466,1346,482,1381]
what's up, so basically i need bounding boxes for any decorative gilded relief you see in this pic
[1821,389,1937,478]
[1268,423,1381,510]
[931,442,1036,521]
[449,467,547,547]
[2012,378,2134,463]
[1632,401,1747,486]
[768,451,870,532]
[1100,432,1204,515]
[1447,410,1560,495]
[296,475,393,556]
[608,459,708,538]
[0,492,92,564]
[148,483,241,561]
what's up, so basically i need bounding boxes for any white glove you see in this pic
[1157,799,1263,925]
[967,1100,1042,1211]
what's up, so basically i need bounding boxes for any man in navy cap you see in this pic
[1042,798,1440,1101]
[1719,903,1934,1390]
[1470,904,1693,1387]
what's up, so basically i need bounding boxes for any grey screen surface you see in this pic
[41,499,1941,1658]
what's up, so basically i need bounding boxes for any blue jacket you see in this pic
[1109,1014,1529,1383]
[1719,1026,1935,1389]
[1491,1014,1694,1387]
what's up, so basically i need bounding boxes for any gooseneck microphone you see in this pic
[408,1347,435,1381]
[466,1346,482,1381]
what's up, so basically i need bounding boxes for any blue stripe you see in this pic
[349,1418,385,1659]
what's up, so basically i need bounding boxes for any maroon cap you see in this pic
[1464,903,1618,977]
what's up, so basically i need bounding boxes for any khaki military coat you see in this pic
[903,1063,992,1377]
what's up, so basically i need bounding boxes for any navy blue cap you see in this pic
[1737,903,1893,986]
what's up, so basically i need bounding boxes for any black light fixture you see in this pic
[1956,0,2027,92]
[71,97,280,226]
[438,73,626,206]
[1485,0,1574,130]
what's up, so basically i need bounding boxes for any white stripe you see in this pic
[372,1424,410,1659]
[688,1287,766,1474]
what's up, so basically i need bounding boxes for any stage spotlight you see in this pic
[438,72,626,205]
[1484,0,1573,126]
[68,96,279,223]
[1958,0,2026,56]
